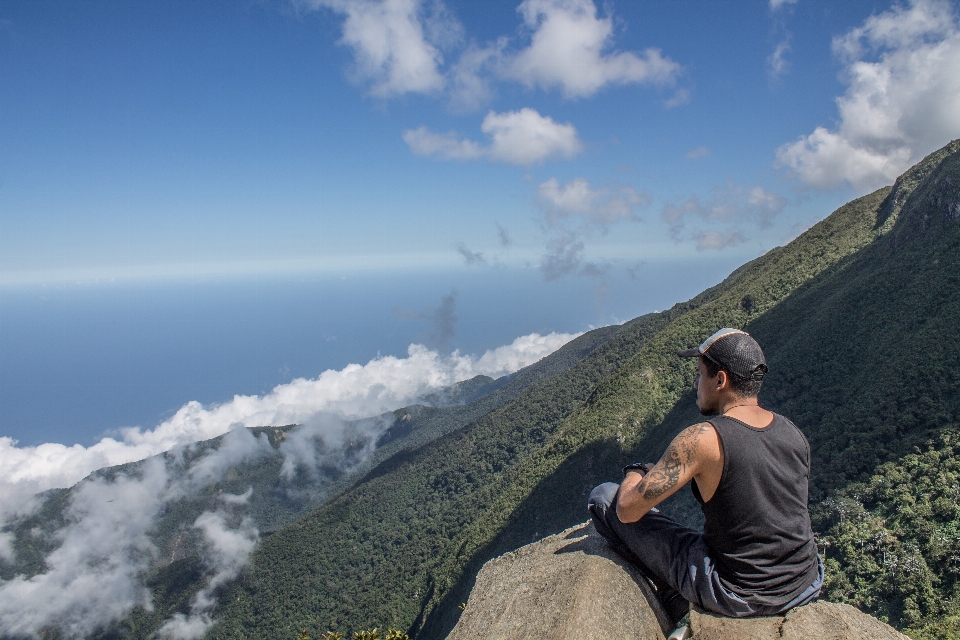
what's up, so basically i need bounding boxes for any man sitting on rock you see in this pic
[588,328,823,624]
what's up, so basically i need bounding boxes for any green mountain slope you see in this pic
[212,141,960,639]
[0,325,623,639]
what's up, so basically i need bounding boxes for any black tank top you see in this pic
[691,413,820,607]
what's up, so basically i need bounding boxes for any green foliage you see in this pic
[813,431,960,631]
[2,327,615,639]
[18,141,960,639]
[211,141,960,639]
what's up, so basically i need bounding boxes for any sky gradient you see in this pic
[2,0,960,448]
[4,0,958,285]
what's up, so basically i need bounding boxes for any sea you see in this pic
[0,259,742,448]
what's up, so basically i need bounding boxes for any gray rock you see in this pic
[446,521,669,640]
[690,601,910,639]
[447,521,910,640]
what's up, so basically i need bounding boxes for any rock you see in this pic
[446,521,670,640]
[781,602,910,639]
[691,601,910,639]
[447,521,911,640]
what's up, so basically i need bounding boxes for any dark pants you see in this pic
[587,482,823,618]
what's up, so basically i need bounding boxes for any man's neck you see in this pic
[721,399,774,428]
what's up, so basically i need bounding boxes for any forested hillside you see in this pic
[208,142,960,639]
[9,142,957,640]
[0,324,621,640]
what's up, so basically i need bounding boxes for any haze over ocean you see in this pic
[0,257,744,448]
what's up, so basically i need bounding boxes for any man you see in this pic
[588,328,822,625]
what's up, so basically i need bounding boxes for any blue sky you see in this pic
[0,3,959,624]
[4,0,958,285]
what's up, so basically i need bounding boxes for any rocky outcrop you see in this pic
[446,522,909,640]
[691,601,908,639]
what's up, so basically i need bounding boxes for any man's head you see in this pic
[678,328,768,414]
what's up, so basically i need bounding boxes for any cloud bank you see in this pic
[0,331,578,509]
[0,330,579,637]
[776,0,960,191]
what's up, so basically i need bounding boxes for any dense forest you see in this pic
[208,142,960,639]
[4,140,959,639]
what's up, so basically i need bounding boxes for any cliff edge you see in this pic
[446,522,909,640]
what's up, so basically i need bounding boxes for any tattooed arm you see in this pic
[616,422,722,523]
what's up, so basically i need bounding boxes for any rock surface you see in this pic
[691,601,910,639]
[446,521,910,640]
[447,522,670,640]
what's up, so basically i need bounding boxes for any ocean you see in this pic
[0,259,742,448]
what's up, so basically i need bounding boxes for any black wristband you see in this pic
[622,462,651,477]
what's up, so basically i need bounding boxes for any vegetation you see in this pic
[9,140,959,638]
[813,430,960,636]
[208,141,959,639]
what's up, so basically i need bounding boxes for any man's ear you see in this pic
[716,370,728,390]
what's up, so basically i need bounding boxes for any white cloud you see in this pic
[404,108,583,165]
[310,0,450,96]
[696,231,745,251]
[686,145,710,159]
[534,177,647,281]
[505,0,680,97]
[537,177,646,228]
[769,39,790,77]
[156,510,259,640]
[484,108,583,163]
[664,88,690,109]
[662,184,785,249]
[310,0,680,106]
[0,458,171,638]
[0,332,579,504]
[448,40,505,110]
[770,0,798,9]
[403,126,485,159]
[776,0,960,191]
[663,184,786,232]
[0,531,16,563]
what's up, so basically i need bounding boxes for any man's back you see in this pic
[695,413,819,607]
[588,328,823,627]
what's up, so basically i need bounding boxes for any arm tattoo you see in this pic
[639,423,709,501]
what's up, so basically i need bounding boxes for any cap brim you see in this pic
[677,348,700,358]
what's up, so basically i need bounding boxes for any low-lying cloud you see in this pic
[0,331,577,504]
[404,108,583,165]
[775,0,960,191]
[0,330,579,637]
[156,504,259,640]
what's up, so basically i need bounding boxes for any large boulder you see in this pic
[446,522,909,640]
[447,521,670,640]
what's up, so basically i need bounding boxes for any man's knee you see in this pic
[588,481,618,509]
[588,482,619,518]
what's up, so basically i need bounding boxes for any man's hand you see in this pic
[616,422,720,523]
